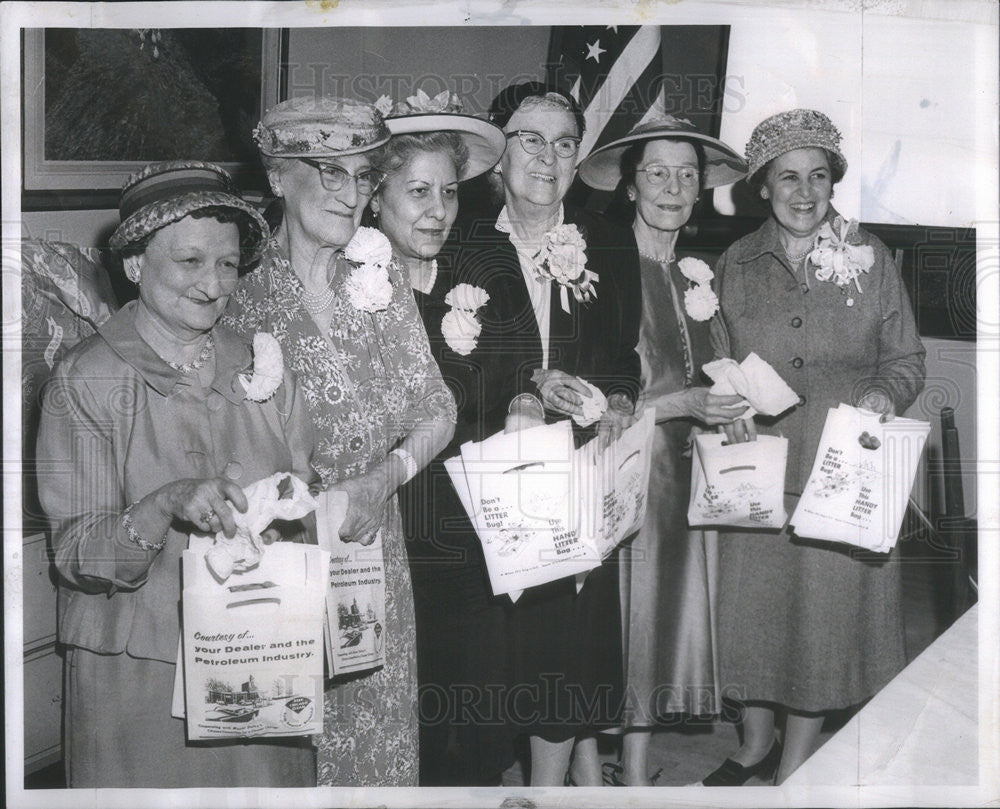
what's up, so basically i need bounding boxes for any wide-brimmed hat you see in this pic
[253,96,391,159]
[579,115,747,190]
[744,108,847,180]
[108,161,268,265]
[381,89,506,181]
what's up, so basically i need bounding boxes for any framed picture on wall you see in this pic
[22,27,286,206]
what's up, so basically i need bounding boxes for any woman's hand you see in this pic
[679,388,750,425]
[154,477,248,537]
[719,417,757,444]
[332,468,392,545]
[531,369,592,417]
[856,389,896,422]
[596,393,639,449]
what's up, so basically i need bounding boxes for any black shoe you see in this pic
[603,762,663,786]
[701,740,782,786]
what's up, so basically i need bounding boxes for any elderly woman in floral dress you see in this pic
[223,96,456,786]
[703,109,925,785]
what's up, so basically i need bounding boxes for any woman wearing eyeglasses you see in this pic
[578,117,749,786]
[447,82,642,786]
[223,96,457,786]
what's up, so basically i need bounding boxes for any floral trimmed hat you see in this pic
[579,114,747,191]
[377,88,507,180]
[744,108,847,180]
[253,95,391,158]
[108,160,268,266]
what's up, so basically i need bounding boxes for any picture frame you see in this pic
[21,27,286,206]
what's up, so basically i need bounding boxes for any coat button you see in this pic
[790,316,803,328]
[800,282,810,293]
[791,357,804,369]
[798,395,807,406]
[223,461,244,480]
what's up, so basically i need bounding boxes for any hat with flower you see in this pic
[108,160,268,266]
[579,114,747,191]
[376,88,507,180]
[253,95,391,159]
[744,108,847,180]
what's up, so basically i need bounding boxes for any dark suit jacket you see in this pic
[448,204,642,445]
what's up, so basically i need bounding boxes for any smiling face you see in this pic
[134,214,241,341]
[761,147,834,240]
[374,150,459,262]
[630,139,700,234]
[273,153,375,249]
[500,101,579,211]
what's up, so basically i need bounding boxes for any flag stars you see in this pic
[586,39,606,63]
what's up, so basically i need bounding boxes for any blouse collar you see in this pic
[98,300,252,402]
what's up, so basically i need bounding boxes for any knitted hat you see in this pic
[744,108,847,179]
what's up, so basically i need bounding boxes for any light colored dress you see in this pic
[620,252,721,727]
[223,240,457,785]
[37,301,316,787]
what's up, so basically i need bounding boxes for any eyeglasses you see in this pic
[298,158,383,195]
[636,164,700,187]
[506,130,581,159]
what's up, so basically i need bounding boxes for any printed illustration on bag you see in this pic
[201,673,314,728]
[337,596,380,649]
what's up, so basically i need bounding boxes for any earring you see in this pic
[492,164,502,175]
[627,193,636,201]
[124,258,141,284]
[760,188,769,200]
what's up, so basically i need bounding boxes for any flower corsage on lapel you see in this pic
[807,215,875,306]
[441,283,490,356]
[343,226,395,313]
[240,332,284,402]
[536,224,598,313]
[677,257,719,321]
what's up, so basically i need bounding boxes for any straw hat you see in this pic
[579,115,747,190]
[744,108,847,179]
[253,95,391,159]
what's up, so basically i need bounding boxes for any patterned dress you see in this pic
[223,240,457,785]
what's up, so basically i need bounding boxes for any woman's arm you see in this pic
[853,240,926,416]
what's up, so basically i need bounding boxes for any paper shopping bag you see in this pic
[314,488,388,677]
[791,404,929,551]
[687,433,788,529]
[179,542,328,740]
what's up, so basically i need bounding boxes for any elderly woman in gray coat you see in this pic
[703,109,925,785]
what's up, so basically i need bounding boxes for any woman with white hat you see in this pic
[370,89,513,785]
[579,116,748,786]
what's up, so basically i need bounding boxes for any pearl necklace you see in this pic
[300,278,337,314]
[638,250,674,264]
[166,334,215,374]
[782,244,812,264]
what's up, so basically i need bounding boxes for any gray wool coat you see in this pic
[710,210,926,493]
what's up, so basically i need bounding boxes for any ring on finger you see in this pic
[199,509,216,527]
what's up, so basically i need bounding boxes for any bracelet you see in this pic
[121,502,167,552]
[389,448,418,484]
[508,393,545,416]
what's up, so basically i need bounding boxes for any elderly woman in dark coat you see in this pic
[703,109,925,785]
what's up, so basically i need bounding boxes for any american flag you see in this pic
[547,26,665,162]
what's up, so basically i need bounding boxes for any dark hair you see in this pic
[372,131,469,181]
[747,147,845,194]
[619,138,707,191]
[120,205,260,268]
[488,81,586,137]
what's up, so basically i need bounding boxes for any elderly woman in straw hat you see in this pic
[223,96,457,785]
[369,89,513,786]
[702,109,925,784]
[579,115,749,786]
[37,161,317,787]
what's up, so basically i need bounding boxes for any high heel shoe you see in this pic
[701,740,782,786]
[602,762,663,786]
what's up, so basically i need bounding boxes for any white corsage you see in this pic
[240,332,283,402]
[343,227,394,313]
[442,283,490,356]
[677,257,719,321]
[808,216,876,296]
[536,224,598,313]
